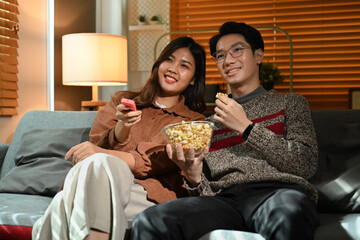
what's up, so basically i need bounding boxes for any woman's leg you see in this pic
[124,183,156,227]
[32,190,69,240]
[132,195,245,240]
[83,155,113,240]
[82,163,155,240]
[32,153,135,240]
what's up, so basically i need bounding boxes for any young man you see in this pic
[131,22,319,240]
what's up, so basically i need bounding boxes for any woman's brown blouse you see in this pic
[90,91,205,203]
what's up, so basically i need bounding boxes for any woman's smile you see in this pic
[164,74,177,84]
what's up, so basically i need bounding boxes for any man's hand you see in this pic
[65,141,103,165]
[166,144,208,187]
[214,95,252,134]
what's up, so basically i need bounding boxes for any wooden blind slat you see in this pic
[0,89,18,97]
[0,28,18,39]
[0,98,17,106]
[0,72,17,81]
[0,2,18,14]
[0,107,17,116]
[0,19,18,30]
[1,63,18,73]
[0,54,17,64]
[0,45,18,56]
[0,10,19,22]
[0,80,17,90]
[1,0,19,6]
[0,36,19,47]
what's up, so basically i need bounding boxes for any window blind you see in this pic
[170,0,360,109]
[0,0,19,116]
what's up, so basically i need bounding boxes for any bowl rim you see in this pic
[161,120,214,132]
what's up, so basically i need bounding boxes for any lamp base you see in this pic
[81,101,107,111]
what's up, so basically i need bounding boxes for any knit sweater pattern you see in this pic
[193,89,319,203]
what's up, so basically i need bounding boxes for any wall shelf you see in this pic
[128,0,170,71]
[129,24,167,31]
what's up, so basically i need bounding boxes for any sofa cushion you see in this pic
[199,229,265,240]
[316,154,360,213]
[0,127,90,197]
[311,121,360,213]
[315,213,360,240]
[0,110,97,179]
[0,193,53,239]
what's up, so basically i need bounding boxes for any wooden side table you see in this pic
[81,101,107,111]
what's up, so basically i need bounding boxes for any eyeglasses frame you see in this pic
[211,42,252,64]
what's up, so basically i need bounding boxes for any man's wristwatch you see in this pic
[242,122,255,140]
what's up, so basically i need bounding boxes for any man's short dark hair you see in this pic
[210,22,264,56]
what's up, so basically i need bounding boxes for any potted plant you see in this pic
[138,15,147,25]
[259,62,284,90]
[150,15,159,25]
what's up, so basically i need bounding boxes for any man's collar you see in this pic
[231,85,267,104]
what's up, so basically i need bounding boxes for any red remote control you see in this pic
[121,98,137,111]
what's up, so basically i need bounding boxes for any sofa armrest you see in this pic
[0,143,9,173]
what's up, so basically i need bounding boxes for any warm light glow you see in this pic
[62,33,128,101]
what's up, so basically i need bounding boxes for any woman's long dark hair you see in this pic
[132,37,206,112]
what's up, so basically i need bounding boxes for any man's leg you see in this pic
[131,195,245,240]
[249,188,318,240]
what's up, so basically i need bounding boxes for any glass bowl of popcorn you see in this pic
[161,121,214,157]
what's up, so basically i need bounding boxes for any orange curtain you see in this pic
[0,0,19,116]
[170,0,360,109]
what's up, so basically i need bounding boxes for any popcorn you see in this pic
[216,92,228,98]
[162,121,214,156]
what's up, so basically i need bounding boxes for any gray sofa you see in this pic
[0,110,359,240]
[0,110,97,239]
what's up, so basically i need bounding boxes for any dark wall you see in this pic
[54,0,96,111]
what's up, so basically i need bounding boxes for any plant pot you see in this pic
[149,20,158,25]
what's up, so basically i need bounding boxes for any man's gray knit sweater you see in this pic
[190,87,319,203]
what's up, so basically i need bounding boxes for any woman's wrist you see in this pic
[115,121,131,143]
[105,149,135,171]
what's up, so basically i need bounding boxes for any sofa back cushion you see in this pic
[310,110,360,213]
[0,127,90,196]
[0,110,97,179]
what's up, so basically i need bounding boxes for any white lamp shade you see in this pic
[62,33,128,86]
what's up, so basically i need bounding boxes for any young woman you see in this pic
[32,37,207,240]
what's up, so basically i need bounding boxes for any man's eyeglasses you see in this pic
[212,43,251,64]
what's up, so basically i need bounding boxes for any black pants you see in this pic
[131,183,319,240]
